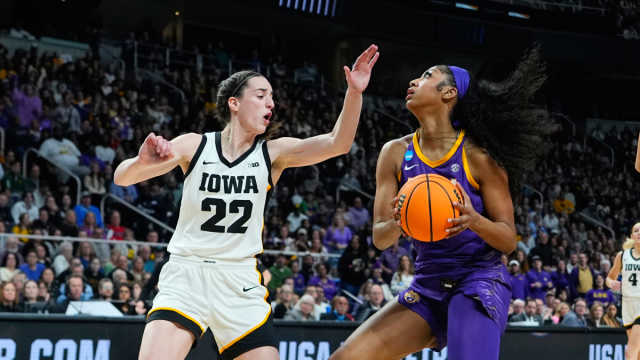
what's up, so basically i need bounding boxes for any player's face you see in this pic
[235,77,274,135]
[406,67,451,113]
[631,223,640,242]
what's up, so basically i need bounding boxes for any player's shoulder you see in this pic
[381,134,413,155]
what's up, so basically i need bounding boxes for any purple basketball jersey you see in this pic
[399,131,508,300]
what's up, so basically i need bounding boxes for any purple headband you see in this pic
[448,66,470,99]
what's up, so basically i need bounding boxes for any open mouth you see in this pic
[264,112,272,121]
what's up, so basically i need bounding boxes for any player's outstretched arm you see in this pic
[114,132,202,186]
[269,45,379,169]
[372,140,403,250]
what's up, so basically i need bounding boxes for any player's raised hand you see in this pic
[138,132,173,164]
[344,44,379,94]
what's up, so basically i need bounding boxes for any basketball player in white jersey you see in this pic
[607,222,640,360]
[114,44,379,360]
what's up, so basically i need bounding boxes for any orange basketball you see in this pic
[397,173,464,242]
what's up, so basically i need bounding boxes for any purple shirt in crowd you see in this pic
[324,226,352,252]
[380,246,409,273]
[526,269,552,300]
[12,87,42,128]
[292,272,306,294]
[308,276,338,300]
[348,206,370,230]
[510,273,528,300]
[585,288,615,307]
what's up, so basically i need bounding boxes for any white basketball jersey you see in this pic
[167,132,272,260]
[622,249,640,298]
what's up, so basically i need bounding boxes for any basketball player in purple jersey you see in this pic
[330,48,551,360]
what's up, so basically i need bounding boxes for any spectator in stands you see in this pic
[53,274,86,313]
[12,271,26,298]
[271,284,295,319]
[131,256,146,282]
[348,197,370,233]
[3,163,28,201]
[510,299,543,326]
[0,237,24,265]
[308,234,329,265]
[587,302,605,327]
[57,262,93,299]
[76,241,94,268]
[0,253,19,282]
[268,254,293,293]
[20,280,42,312]
[11,80,41,130]
[51,242,73,276]
[314,286,331,317]
[39,127,88,181]
[309,263,338,301]
[529,231,553,267]
[0,281,21,312]
[97,278,114,301]
[287,205,308,234]
[109,178,138,204]
[0,195,12,224]
[108,255,134,282]
[602,303,622,327]
[106,210,127,240]
[324,215,352,253]
[508,299,525,322]
[31,208,53,235]
[380,240,409,283]
[527,255,553,301]
[551,259,571,297]
[273,224,294,250]
[74,192,104,229]
[355,284,386,322]
[515,249,530,273]
[115,283,134,314]
[585,274,615,308]
[290,260,306,295]
[390,255,414,296]
[85,257,104,293]
[19,250,45,281]
[11,191,38,226]
[55,92,81,134]
[321,295,354,321]
[11,213,31,242]
[39,268,56,296]
[338,235,368,297]
[84,161,106,195]
[561,298,588,327]
[80,212,99,237]
[570,251,597,299]
[509,260,528,301]
[284,294,316,321]
[44,195,63,227]
[137,245,155,274]
[59,210,79,237]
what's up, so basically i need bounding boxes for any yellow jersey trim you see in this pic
[147,307,205,334]
[219,261,272,353]
[462,146,480,190]
[624,315,640,327]
[413,130,465,168]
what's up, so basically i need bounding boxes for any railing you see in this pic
[336,182,374,206]
[137,69,186,104]
[523,184,544,207]
[552,112,576,137]
[0,127,4,154]
[100,193,176,234]
[22,148,81,204]
[488,0,607,15]
[1,233,341,259]
[577,211,616,241]
[586,134,615,167]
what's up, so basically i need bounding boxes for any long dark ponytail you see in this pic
[444,46,553,197]
[216,70,280,139]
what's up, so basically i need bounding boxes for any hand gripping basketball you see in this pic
[445,179,479,238]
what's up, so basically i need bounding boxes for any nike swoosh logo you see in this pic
[404,164,418,171]
[243,285,259,292]
[202,161,217,165]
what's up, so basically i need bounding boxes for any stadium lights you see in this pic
[175,11,180,16]
[455,2,479,11]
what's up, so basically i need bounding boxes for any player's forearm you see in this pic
[114,157,179,186]
[329,88,363,153]
[372,219,402,250]
[469,216,516,254]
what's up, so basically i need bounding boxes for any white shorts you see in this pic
[622,296,640,328]
[147,254,274,357]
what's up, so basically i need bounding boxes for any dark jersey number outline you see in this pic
[201,198,253,234]
[630,273,638,287]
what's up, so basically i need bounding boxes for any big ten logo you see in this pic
[589,344,626,360]
[0,338,110,360]
[276,341,447,360]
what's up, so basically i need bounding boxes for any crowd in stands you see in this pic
[0,31,639,327]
